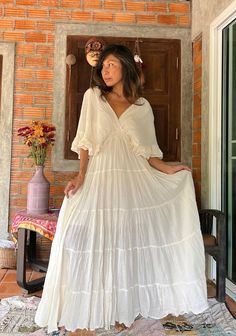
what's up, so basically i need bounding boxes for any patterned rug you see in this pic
[0,296,235,335]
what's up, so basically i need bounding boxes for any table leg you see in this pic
[16,228,46,293]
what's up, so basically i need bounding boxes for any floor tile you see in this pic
[0,282,23,297]
[0,269,7,282]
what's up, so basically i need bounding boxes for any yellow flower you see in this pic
[38,137,46,144]
[33,125,44,137]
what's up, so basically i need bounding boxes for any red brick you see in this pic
[192,143,201,156]
[84,0,101,9]
[192,156,201,168]
[16,56,24,67]
[25,32,46,43]
[17,43,35,54]
[93,12,113,22]
[50,185,66,195]
[27,9,49,18]
[114,12,135,23]
[16,69,35,79]
[5,8,26,17]
[126,1,145,11]
[147,3,167,12]
[53,197,63,209]
[35,70,53,80]
[194,67,202,82]
[193,117,201,130]
[193,130,201,143]
[179,15,190,26]
[16,0,37,5]
[15,94,33,105]
[11,144,30,157]
[11,158,21,170]
[46,107,53,118]
[54,172,75,183]
[13,106,23,116]
[194,79,201,92]
[11,171,33,182]
[192,168,201,182]
[47,58,54,68]
[137,14,156,24]
[4,32,25,41]
[104,0,123,10]
[158,14,177,25]
[71,11,92,21]
[10,183,21,195]
[193,38,202,54]
[37,21,55,30]
[22,157,35,169]
[0,0,13,3]
[25,56,47,67]
[34,95,53,105]
[15,20,36,29]
[0,20,13,28]
[194,54,202,68]
[47,34,54,43]
[24,82,48,91]
[36,45,53,55]
[169,3,189,13]
[22,107,45,118]
[61,0,81,7]
[10,198,27,208]
[38,0,59,6]
[49,9,70,19]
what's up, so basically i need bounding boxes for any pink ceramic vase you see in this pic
[27,165,50,215]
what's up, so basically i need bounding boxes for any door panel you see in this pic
[65,36,181,162]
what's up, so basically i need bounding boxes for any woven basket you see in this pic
[0,247,16,269]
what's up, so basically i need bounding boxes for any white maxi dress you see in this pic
[35,87,208,333]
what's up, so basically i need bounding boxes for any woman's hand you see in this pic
[161,164,191,175]
[64,173,85,198]
[148,157,191,175]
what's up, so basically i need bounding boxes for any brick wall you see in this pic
[5,0,191,220]
[192,34,202,208]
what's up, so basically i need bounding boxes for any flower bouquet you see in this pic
[17,121,56,214]
[17,121,56,166]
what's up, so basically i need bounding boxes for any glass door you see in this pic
[222,19,236,283]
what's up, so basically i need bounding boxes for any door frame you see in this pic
[209,0,236,298]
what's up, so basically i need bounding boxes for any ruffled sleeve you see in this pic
[123,99,163,159]
[71,88,99,157]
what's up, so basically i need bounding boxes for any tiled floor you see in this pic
[0,268,235,336]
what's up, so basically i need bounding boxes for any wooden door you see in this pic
[65,36,181,161]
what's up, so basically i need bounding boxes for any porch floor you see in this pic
[0,268,235,335]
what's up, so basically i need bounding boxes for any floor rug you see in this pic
[0,296,235,335]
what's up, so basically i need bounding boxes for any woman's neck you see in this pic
[111,83,124,99]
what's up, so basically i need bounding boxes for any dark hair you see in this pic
[92,44,142,104]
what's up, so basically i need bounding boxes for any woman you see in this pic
[35,45,208,333]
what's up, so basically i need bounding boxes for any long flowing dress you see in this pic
[35,87,208,333]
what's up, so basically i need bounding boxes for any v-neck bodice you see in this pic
[71,87,163,159]
[104,97,132,121]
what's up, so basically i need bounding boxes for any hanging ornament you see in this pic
[85,37,105,67]
[134,38,145,86]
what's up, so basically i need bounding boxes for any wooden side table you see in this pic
[11,210,58,293]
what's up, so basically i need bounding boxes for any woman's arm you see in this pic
[148,157,191,175]
[64,148,89,198]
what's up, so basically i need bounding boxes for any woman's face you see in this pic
[101,54,123,88]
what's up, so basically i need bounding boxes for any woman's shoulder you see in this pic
[135,97,152,110]
[84,86,101,98]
